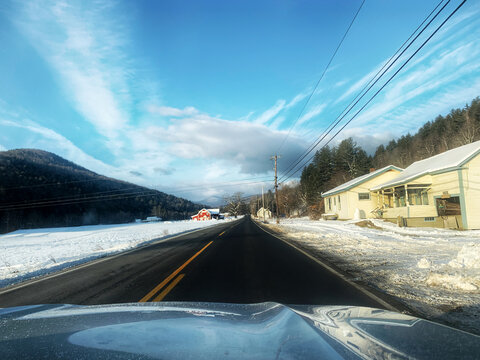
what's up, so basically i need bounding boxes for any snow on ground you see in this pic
[0,219,235,288]
[268,218,480,334]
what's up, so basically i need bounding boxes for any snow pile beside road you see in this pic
[0,219,230,288]
[269,218,480,334]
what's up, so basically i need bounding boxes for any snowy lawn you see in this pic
[0,219,234,288]
[267,218,480,334]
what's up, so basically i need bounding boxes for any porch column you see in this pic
[405,184,410,206]
[392,188,396,208]
[382,190,385,208]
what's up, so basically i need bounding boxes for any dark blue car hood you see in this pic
[0,302,479,359]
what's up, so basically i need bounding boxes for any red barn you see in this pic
[191,209,212,221]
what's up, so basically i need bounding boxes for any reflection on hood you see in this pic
[1,302,479,359]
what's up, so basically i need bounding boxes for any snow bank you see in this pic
[268,218,480,334]
[0,219,233,288]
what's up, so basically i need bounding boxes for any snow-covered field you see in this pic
[268,218,480,334]
[0,219,233,288]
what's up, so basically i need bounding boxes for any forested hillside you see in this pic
[299,96,480,215]
[0,149,203,233]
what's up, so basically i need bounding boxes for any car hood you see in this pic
[0,302,479,359]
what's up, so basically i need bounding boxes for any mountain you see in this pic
[0,149,204,233]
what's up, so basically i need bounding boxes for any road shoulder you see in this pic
[252,218,415,316]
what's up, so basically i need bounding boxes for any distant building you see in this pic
[191,208,223,221]
[371,140,480,230]
[144,216,162,222]
[322,165,403,220]
[256,207,272,219]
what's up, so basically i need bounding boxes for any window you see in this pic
[334,197,336,206]
[394,188,406,207]
[338,195,341,210]
[424,217,435,222]
[422,191,429,205]
[328,198,331,210]
[358,192,370,200]
[407,189,429,205]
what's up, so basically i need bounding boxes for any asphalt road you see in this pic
[0,217,388,308]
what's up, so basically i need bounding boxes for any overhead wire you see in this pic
[0,179,273,211]
[280,0,466,183]
[279,0,451,182]
[1,175,272,207]
[276,0,366,154]
[279,0,449,181]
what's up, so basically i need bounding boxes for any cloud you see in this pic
[0,117,116,176]
[147,105,199,117]
[337,128,395,155]
[334,62,385,104]
[135,109,307,175]
[285,92,308,109]
[0,144,6,151]
[254,100,286,125]
[297,103,327,126]
[154,167,175,175]
[15,0,132,140]
[351,41,480,133]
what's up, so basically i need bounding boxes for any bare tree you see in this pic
[224,192,247,218]
[459,107,477,145]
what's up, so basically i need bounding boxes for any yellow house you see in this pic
[371,140,480,230]
[256,207,272,219]
[322,165,403,220]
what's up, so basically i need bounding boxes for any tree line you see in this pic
[0,149,204,233]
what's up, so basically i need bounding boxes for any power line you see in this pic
[1,175,272,208]
[279,0,451,182]
[279,0,449,181]
[276,0,366,154]
[280,0,466,183]
[0,179,273,211]
[0,186,143,207]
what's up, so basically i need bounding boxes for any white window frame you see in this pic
[358,192,371,201]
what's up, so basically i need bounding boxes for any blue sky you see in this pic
[0,0,479,204]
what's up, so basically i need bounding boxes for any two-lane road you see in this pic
[0,217,390,309]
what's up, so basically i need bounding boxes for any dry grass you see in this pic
[354,220,382,230]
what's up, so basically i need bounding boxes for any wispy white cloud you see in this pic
[269,116,286,130]
[327,5,480,146]
[254,100,286,125]
[147,105,199,117]
[285,92,308,109]
[334,62,385,105]
[0,116,115,176]
[297,103,327,126]
[0,144,6,151]
[353,41,480,130]
[15,0,132,141]
[334,79,348,88]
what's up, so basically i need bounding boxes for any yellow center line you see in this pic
[218,231,225,236]
[153,274,185,302]
[139,240,213,302]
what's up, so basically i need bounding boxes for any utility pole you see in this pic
[262,184,265,223]
[271,154,281,224]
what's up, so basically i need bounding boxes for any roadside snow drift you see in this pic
[0,219,232,288]
[269,218,480,335]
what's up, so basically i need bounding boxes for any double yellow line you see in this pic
[139,231,226,302]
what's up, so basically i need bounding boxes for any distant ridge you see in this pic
[0,149,204,233]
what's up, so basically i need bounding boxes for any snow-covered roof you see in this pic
[207,208,220,214]
[322,165,402,197]
[371,140,480,191]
